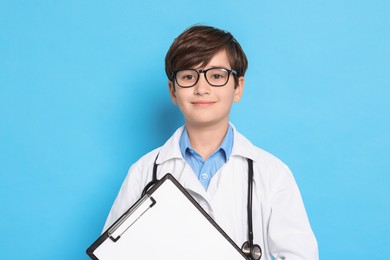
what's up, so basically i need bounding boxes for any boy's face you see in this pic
[168,49,244,129]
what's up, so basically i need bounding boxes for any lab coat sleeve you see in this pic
[102,162,147,233]
[267,167,318,260]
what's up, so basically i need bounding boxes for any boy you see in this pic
[103,25,318,260]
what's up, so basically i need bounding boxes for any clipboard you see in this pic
[87,173,248,260]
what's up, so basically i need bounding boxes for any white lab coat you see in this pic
[104,125,318,260]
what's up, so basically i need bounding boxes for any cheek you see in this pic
[223,90,238,103]
[173,92,188,108]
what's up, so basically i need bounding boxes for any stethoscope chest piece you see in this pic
[241,241,262,260]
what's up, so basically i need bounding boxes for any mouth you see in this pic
[191,101,216,107]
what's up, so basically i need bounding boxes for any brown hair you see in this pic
[165,25,248,86]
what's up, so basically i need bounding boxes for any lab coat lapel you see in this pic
[176,163,209,200]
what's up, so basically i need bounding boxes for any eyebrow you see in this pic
[192,65,232,70]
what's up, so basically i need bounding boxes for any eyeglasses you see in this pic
[172,67,237,88]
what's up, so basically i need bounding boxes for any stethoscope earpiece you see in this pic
[241,241,262,260]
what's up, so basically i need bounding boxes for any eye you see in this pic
[208,69,228,80]
[211,73,225,79]
[177,70,197,82]
[182,74,195,80]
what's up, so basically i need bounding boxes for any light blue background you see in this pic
[1,0,389,259]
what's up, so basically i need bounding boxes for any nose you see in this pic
[193,74,211,95]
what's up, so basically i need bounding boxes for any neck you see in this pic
[185,122,229,161]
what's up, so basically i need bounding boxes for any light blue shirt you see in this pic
[179,125,234,190]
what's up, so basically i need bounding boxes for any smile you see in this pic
[191,101,216,107]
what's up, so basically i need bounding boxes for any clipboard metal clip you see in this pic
[108,195,156,242]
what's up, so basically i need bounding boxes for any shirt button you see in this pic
[201,173,208,180]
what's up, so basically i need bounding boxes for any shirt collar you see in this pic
[156,123,259,165]
[179,125,234,162]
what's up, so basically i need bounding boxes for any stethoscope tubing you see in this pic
[142,154,261,259]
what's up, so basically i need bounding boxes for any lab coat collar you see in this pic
[156,123,259,165]
[156,126,185,164]
[231,127,259,162]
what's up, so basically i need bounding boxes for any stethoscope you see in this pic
[141,155,262,260]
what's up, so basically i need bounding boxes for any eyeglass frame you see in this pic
[170,67,238,88]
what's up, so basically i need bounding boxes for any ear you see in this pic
[168,81,178,105]
[233,76,245,102]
